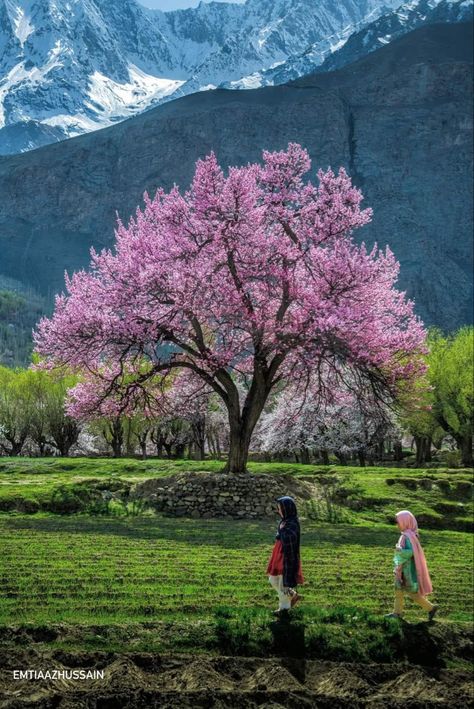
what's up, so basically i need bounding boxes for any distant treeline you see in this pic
[0,280,50,367]
[0,328,472,467]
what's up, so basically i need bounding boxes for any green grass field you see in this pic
[0,458,472,662]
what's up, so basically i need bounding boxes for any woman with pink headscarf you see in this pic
[386,510,439,620]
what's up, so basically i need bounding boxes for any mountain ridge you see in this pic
[0,22,472,335]
[0,0,426,154]
[247,0,473,87]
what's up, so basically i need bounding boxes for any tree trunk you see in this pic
[414,436,426,466]
[425,436,432,463]
[206,434,216,459]
[224,427,251,473]
[300,446,310,465]
[196,441,205,460]
[110,419,123,458]
[357,450,366,467]
[459,434,473,467]
[50,420,79,457]
[393,441,403,462]
[12,442,24,456]
[175,443,185,459]
[320,449,330,466]
[377,441,384,462]
[222,366,275,474]
[335,451,348,466]
[191,415,206,461]
[414,435,433,466]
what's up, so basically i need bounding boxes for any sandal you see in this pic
[291,592,302,608]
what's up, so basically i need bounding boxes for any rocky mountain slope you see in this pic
[0,0,416,154]
[0,22,471,335]
[249,0,473,87]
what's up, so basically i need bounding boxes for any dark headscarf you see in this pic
[277,496,298,519]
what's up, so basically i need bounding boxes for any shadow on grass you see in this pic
[2,513,466,551]
[0,514,410,550]
[211,606,459,667]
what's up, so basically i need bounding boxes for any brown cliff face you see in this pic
[0,23,472,331]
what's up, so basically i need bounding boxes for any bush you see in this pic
[46,483,111,514]
[304,475,363,522]
[437,450,462,468]
[47,486,88,514]
[419,477,434,490]
[454,481,474,498]
[434,479,452,494]
[304,497,348,523]
[0,496,39,513]
[399,478,418,490]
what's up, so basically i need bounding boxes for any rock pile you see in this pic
[133,472,316,519]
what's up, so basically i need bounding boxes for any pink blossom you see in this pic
[35,144,426,472]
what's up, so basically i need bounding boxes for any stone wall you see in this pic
[133,472,316,520]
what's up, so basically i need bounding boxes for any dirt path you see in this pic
[1,650,472,708]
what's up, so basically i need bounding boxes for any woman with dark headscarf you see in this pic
[266,496,304,615]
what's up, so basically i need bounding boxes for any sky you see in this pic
[139,0,245,10]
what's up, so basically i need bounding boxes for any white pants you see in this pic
[269,574,291,610]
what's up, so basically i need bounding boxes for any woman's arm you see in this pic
[394,536,413,566]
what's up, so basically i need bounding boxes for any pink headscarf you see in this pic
[396,510,433,596]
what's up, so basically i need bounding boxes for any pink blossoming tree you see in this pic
[35,144,425,473]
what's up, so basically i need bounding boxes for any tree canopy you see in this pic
[35,144,426,472]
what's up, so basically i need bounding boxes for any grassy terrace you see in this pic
[0,456,472,527]
[0,458,472,661]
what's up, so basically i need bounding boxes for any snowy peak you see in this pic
[0,0,470,155]
[251,0,474,85]
[0,0,185,148]
[314,0,474,74]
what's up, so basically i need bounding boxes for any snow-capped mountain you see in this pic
[0,0,404,154]
[0,0,470,155]
[308,0,474,76]
[0,0,185,153]
[226,0,473,88]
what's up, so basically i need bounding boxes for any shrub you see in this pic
[47,486,85,514]
[399,478,418,490]
[0,497,39,513]
[438,450,462,468]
